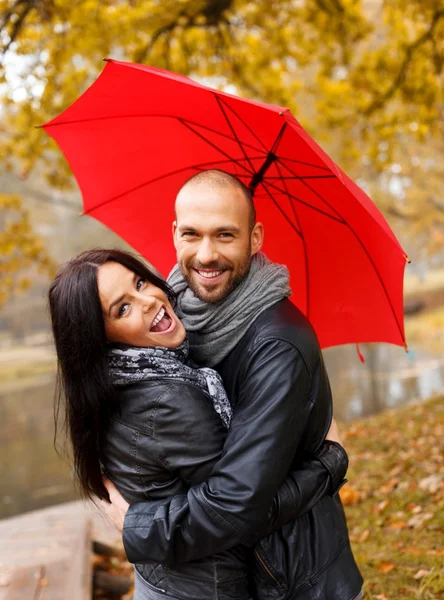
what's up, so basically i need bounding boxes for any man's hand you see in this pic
[326,418,344,448]
[101,478,130,533]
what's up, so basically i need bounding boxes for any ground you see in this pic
[341,396,444,600]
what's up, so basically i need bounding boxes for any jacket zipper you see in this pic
[254,549,280,586]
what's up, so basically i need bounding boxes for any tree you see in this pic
[0,194,55,306]
[0,0,443,305]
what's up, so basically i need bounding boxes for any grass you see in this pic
[93,398,444,599]
[341,396,444,600]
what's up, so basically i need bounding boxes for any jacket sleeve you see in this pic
[146,383,227,490]
[265,440,348,535]
[123,339,343,564]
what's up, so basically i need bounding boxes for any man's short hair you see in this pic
[177,169,256,231]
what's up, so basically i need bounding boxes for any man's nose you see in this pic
[196,239,218,265]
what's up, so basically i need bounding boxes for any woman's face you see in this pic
[97,261,186,348]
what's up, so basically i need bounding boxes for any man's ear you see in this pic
[172,221,178,249]
[250,222,264,256]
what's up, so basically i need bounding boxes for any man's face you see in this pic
[173,183,263,303]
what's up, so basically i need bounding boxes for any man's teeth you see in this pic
[198,270,222,279]
[151,307,165,328]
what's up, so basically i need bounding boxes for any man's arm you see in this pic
[122,339,344,564]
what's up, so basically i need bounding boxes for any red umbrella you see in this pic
[42,58,408,350]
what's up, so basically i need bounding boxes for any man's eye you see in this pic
[118,303,129,317]
[182,232,197,238]
[219,233,234,239]
[136,278,145,291]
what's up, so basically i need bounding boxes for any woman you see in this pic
[49,248,344,600]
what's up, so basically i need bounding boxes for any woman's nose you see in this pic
[141,295,156,313]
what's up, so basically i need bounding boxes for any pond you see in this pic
[1,340,443,519]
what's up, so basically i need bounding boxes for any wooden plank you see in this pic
[0,510,92,600]
[66,518,92,600]
[1,562,71,600]
[2,565,40,600]
[0,501,120,570]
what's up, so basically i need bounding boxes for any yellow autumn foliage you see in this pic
[0,0,443,306]
[0,195,56,306]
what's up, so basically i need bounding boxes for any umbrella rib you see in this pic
[179,119,255,176]
[264,177,346,224]
[249,124,288,193]
[259,180,302,239]
[214,96,255,173]
[275,161,310,318]
[278,159,346,221]
[270,123,287,154]
[216,96,269,153]
[277,160,406,345]
[45,113,265,154]
[275,156,331,172]
[84,156,263,214]
[265,175,336,181]
[182,119,265,154]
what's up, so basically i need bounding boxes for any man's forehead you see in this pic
[175,184,248,217]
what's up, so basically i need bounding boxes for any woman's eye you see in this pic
[118,303,129,317]
[136,278,145,291]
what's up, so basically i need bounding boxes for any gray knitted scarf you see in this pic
[108,341,232,428]
[168,252,291,367]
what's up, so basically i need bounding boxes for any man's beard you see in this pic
[179,252,252,303]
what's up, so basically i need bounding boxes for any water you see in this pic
[1,342,443,519]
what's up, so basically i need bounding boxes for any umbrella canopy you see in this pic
[42,58,408,349]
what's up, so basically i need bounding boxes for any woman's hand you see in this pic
[326,418,344,448]
[101,478,130,533]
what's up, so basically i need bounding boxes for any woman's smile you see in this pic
[97,261,186,348]
[149,305,176,334]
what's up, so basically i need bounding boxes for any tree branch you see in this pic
[0,0,36,61]
[134,1,233,65]
[314,0,344,16]
[364,10,444,116]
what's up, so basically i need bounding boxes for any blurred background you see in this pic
[0,0,443,596]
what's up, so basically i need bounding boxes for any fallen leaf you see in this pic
[419,474,443,494]
[413,569,431,580]
[378,478,400,494]
[388,520,408,530]
[400,546,421,555]
[339,483,361,505]
[426,549,444,556]
[390,465,403,476]
[358,529,369,543]
[407,512,434,528]
[377,561,396,574]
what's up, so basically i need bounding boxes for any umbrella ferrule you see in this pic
[249,152,277,195]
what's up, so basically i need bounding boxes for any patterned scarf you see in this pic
[107,340,232,428]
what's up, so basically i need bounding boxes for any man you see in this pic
[104,170,363,599]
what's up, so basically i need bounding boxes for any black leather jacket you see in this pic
[107,300,362,599]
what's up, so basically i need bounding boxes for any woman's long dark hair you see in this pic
[49,248,174,501]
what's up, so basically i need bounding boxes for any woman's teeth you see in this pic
[198,270,222,279]
[151,307,165,329]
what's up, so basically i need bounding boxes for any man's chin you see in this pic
[194,285,225,303]
[189,279,227,303]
